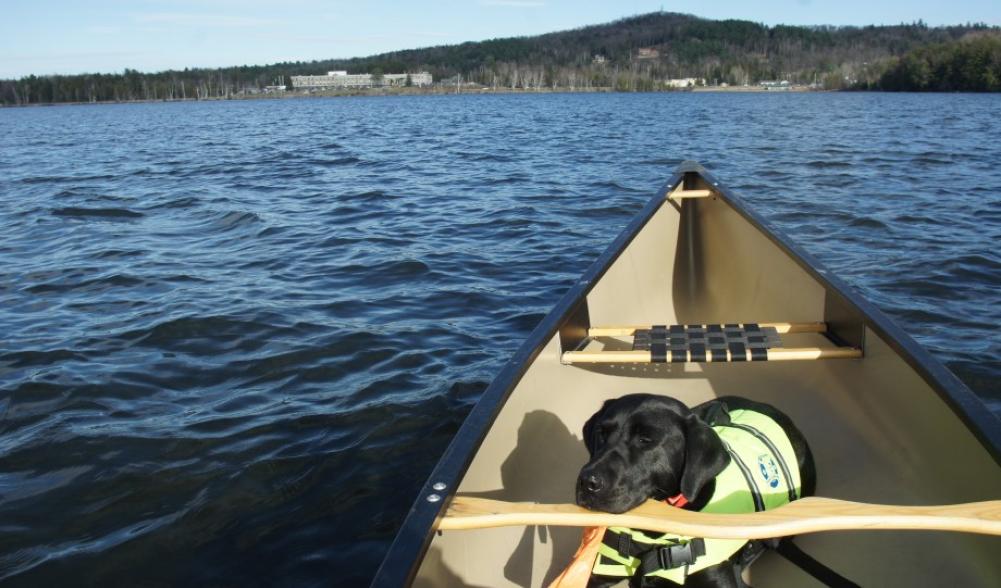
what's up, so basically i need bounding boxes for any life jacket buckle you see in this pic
[655,538,707,570]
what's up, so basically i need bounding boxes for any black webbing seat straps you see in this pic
[650,324,667,362]
[773,539,861,588]
[632,323,778,363]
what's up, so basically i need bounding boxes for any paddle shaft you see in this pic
[439,496,1001,539]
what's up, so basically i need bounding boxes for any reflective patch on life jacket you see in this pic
[758,454,781,489]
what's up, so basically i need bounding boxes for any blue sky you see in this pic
[1,1,998,79]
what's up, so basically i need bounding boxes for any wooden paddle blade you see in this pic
[439,496,1001,538]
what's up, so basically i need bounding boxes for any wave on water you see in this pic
[24,272,147,295]
[847,217,890,230]
[306,156,361,167]
[209,210,263,231]
[51,207,144,219]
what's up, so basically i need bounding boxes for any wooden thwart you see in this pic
[588,322,827,338]
[563,346,861,364]
[439,496,1001,539]
[668,188,714,202]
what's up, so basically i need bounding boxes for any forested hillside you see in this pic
[2,12,998,105]
[870,34,1001,91]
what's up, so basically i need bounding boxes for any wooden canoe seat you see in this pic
[561,322,861,365]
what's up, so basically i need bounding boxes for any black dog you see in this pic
[576,394,816,588]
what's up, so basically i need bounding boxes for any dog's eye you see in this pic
[637,436,652,445]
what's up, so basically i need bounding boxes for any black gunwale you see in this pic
[370,161,1001,587]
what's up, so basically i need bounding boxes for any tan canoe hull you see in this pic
[375,162,1001,587]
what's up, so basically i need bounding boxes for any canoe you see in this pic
[373,161,1001,587]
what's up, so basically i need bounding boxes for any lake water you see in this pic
[1,92,999,585]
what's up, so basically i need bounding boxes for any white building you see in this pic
[665,78,703,88]
[291,71,433,89]
[760,80,791,90]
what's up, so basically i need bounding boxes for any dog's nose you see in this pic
[582,473,603,494]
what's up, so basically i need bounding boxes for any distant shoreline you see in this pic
[4,13,998,107]
[0,85,833,108]
[691,85,819,92]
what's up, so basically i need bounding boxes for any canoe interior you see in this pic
[412,174,1001,587]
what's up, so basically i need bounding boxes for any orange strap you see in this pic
[547,526,607,588]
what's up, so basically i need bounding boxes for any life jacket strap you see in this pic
[774,538,861,588]
[635,538,707,577]
[601,529,655,558]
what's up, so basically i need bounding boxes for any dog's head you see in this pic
[576,394,729,513]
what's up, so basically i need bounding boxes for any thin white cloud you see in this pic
[0,51,151,77]
[411,31,455,39]
[134,13,277,28]
[84,25,123,35]
[251,31,457,44]
[479,0,546,7]
[136,0,316,5]
[5,51,148,62]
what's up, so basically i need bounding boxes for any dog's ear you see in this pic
[679,414,729,499]
[582,400,611,456]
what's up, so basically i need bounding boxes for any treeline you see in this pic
[2,12,1000,105]
[865,35,1001,91]
[0,65,295,105]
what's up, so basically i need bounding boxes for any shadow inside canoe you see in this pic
[412,546,493,588]
[459,409,588,587]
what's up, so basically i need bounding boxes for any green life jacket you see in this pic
[591,407,802,584]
